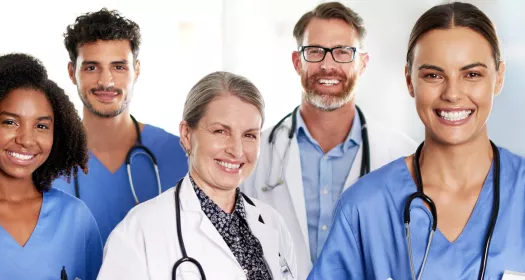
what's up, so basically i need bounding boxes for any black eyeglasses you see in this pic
[299,46,363,63]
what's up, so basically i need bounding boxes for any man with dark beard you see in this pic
[241,2,417,279]
[52,9,187,244]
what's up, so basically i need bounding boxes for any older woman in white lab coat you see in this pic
[97,71,297,280]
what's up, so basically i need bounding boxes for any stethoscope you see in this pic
[263,105,370,191]
[74,115,162,204]
[172,178,294,280]
[404,141,500,280]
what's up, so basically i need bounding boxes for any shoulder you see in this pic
[498,146,525,175]
[338,157,408,214]
[142,124,181,146]
[45,188,90,213]
[118,187,176,228]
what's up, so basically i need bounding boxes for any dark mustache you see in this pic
[90,87,123,95]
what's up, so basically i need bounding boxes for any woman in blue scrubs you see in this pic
[309,2,525,280]
[0,53,102,279]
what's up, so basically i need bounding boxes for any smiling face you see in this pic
[0,88,54,181]
[180,94,262,192]
[292,18,369,111]
[406,27,505,145]
[68,40,140,118]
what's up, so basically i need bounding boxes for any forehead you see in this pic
[302,18,360,47]
[412,27,496,69]
[76,40,133,63]
[201,95,261,127]
[1,88,53,114]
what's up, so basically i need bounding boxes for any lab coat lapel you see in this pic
[344,143,363,191]
[279,117,310,257]
[245,201,280,280]
[179,175,241,269]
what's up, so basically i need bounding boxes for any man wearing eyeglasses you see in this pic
[241,2,417,279]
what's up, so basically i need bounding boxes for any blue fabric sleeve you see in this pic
[85,210,103,280]
[307,202,364,280]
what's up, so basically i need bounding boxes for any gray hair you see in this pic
[182,71,265,129]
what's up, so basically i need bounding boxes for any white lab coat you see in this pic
[97,174,297,280]
[241,112,418,280]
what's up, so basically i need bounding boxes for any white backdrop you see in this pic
[1,0,524,154]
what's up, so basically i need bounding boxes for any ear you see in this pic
[494,61,506,96]
[358,52,370,76]
[292,51,302,75]
[405,64,415,98]
[68,62,77,85]
[134,59,141,82]
[179,120,192,154]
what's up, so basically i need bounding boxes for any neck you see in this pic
[300,100,355,153]
[419,130,493,192]
[0,176,40,202]
[190,170,237,213]
[83,108,137,152]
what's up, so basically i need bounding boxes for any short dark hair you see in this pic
[64,8,141,65]
[407,2,501,73]
[293,2,366,48]
[0,53,88,192]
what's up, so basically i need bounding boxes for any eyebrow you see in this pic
[81,60,129,65]
[210,122,260,133]
[0,111,53,121]
[418,62,488,72]
[460,62,488,71]
[418,64,444,72]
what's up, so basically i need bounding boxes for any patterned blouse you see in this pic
[190,176,272,280]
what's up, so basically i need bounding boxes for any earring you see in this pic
[185,149,191,157]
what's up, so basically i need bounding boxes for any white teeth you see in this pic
[438,110,472,121]
[8,151,35,161]
[215,160,241,170]
[319,79,340,85]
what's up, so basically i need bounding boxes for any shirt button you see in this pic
[323,188,328,195]
[322,225,327,231]
[324,155,328,159]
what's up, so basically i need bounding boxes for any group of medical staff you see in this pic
[0,1,524,280]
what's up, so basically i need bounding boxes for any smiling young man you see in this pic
[52,9,187,244]
[241,2,417,278]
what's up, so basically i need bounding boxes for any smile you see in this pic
[436,109,473,122]
[214,160,242,170]
[7,151,36,161]
[318,79,340,86]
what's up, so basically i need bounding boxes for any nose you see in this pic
[15,126,37,148]
[97,68,115,88]
[225,135,243,159]
[320,51,337,71]
[440,78,464,103]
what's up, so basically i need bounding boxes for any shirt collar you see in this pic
[296,106,362,152]
[189,174,246,219]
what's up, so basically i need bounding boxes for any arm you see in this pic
[307,203,365,280]
[84,211,103,280]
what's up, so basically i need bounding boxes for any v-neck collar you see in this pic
[0,189,50,251]
[88,124,151,175]
[399,157,495,245]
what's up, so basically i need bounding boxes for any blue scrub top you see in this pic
[0,188,102,280]
[309,146,525,280]
[52,124,188,244]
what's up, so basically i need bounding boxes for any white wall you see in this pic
[1,0,524,154]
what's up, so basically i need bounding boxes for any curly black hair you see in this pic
[64,8,141,65]
[0,53,88,192]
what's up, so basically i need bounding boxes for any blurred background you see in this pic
[1,0,523,154]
